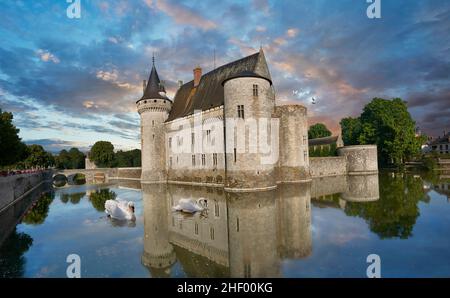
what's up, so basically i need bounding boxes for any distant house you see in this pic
[429,132,450,154]
[309,135,344,157]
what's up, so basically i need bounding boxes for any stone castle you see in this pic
[137,49,378,191]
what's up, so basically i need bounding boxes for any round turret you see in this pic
[222,71,276,191]
[137,59,172,182]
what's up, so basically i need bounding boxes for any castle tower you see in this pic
[141,183,176,277]
[275,105,310,182]
[227,191,280,277]
[137,56,172,182]
[222,48,277,191]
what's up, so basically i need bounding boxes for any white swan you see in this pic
[105,199,136,221]
[172,198,207,214]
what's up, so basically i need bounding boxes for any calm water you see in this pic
[1,172,450,278]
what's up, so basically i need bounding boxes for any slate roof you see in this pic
[167,48,272,122]
[137,61,170,103]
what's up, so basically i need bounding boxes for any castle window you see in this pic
[234,148,237,163]
[169,157,172,167]
[213,153,218,166]
[195,222,199,235]
[177,156,179,164]
[191,132,195,146]
[210,227,215,240]
[201,154,206,166]
[192,155,196,166]
[237,105,245,119]
[168,137,172,148]
[214,202,220,217]
[304,150,307,161]
[236,217,240,232]
[303,135,307,145]
[206,130,211,143]
[253,84,258,97]
[152,120,155,127]
[152,134,155,140]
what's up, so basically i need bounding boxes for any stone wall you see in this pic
[0,171,52,213]
[0,182,51,246]
[337,145,378,174]
[309,156,347,178]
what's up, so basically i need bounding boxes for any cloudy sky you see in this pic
[0,0,449,152]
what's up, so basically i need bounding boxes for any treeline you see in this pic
[56,144,141,169]
[88,141,141,168]
[1,109,54,169]
[1,108,140,170]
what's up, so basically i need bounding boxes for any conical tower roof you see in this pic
[138,56,170,103]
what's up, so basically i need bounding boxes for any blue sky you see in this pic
[0,0,449,152]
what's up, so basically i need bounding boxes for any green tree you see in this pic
[114,149,141,167]
[55,148,85,169]
[340,117,362,145]
[24,145,54,168]
[68,148,85,169]
[55,149,71,169]
[0,109,28,167]
[308,123,332,139]
[89,141,115,167]
[340,98,421,166]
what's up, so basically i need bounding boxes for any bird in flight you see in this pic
[311,97,316,104]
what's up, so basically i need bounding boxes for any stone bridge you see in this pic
[52,167,141,183]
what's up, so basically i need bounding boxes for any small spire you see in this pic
[152,52,155,66]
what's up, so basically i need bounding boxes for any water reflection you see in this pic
[60,192,85,204]
[88,189,117,212]
[22,193,55,226]
[343,174,426,239]
[0,183,51,277]
[141,174,379,277]
[0,228,33,278]
[3,171,450,277]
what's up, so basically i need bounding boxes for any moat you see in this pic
[1,172,450,278]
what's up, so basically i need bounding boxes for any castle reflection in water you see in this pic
[135,174,379,277]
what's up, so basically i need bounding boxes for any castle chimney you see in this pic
[193,66,202,87]
[178,80,183,88]
[143,80,146,93]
